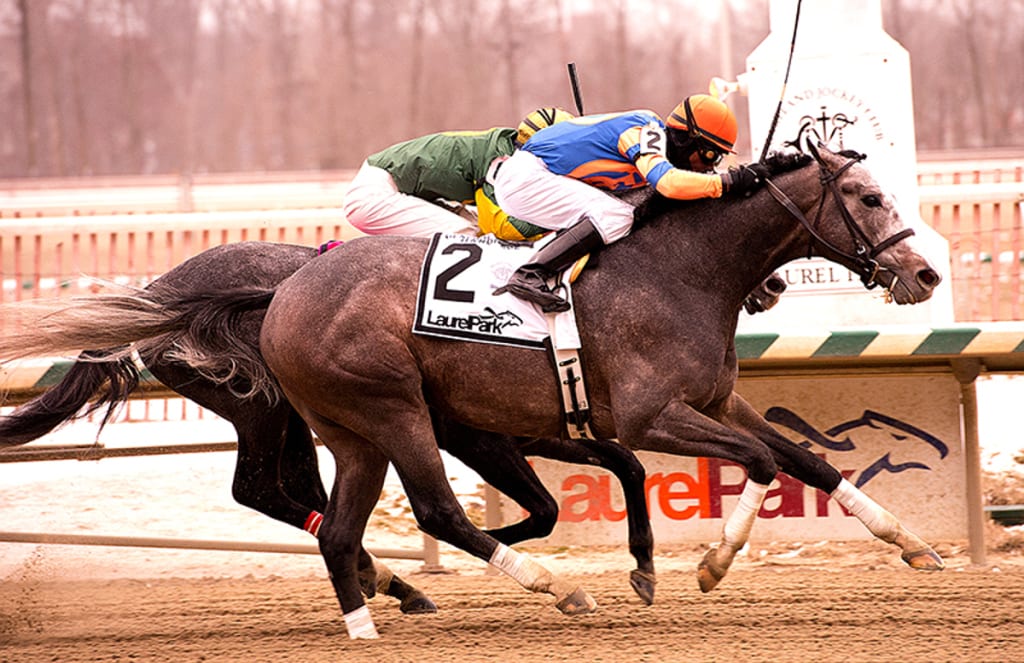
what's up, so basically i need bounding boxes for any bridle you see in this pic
[763,142,916,294]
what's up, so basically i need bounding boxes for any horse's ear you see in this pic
[837,149,867,161]
[805,138,824,161]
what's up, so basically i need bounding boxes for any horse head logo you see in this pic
[765,407,949,488]
[482,307,524,332]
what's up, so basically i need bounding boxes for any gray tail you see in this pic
[0,285,280,406]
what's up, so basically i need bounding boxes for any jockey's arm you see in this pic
[619,123,725,200]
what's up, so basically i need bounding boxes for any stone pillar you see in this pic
[735,0,954,330]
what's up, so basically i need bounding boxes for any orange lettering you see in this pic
[560,475,600,522]
[696,457,714,518]
[651,471,703,520]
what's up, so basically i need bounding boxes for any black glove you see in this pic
[763,150,813,176]
[722,163,769,198]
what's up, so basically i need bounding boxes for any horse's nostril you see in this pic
[917,268,941,288]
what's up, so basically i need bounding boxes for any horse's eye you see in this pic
[862,194,882,208]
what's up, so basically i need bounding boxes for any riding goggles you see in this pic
[697,143,725,167]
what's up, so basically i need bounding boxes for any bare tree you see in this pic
[612,0,629,107]
[499,0,520,117]
[68,0,95,174]
[16,0,37,174]
[117,0,145,172]
[954,0,991,145]
[0,0,1021,177]
[406,0,427,135]
[318,0,358,168]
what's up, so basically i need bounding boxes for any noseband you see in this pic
[763,143,915,292]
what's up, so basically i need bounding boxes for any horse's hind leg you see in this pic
[278,409,328,510]
[230,405,329,533]
[276,411,436,613]
[720,392,944,571]
[520,436,657,606]
[315,431,393,639]
[360,408,596,616]
[438,427,561,545]
[150,360,438,613]
[354,548,436,615]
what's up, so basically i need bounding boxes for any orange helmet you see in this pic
[666,94,738,153]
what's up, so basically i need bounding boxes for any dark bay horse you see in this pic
[0,242,657,607]
[0,147,946,639]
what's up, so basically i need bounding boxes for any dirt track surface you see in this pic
[2,549,1023,663]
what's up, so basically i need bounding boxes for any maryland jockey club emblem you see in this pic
[789,105,858,152]
[777,87,887,154]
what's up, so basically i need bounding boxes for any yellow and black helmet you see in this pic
[516,107,576,145]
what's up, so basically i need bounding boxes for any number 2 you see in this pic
[639,123,665,156]
[434,243,482,303]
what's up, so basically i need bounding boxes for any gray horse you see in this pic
[254,146,943,637]
[0,241,659,607]
[0,147,945,640]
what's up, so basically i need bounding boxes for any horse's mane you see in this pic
[631,150,814,229]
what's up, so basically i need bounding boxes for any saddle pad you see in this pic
[413,233,549,349]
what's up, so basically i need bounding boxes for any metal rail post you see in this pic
[952,358,986,565]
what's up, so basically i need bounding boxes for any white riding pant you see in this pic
[491,150,636,244]
[343,161,477,237]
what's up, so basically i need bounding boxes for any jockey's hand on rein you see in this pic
[765,150,812,175]
[722,163,769,198]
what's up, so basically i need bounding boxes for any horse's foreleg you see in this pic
[831,479,944,570]
[631,398,780,593]
[438,427,560,545]
[578,438,656,603]
[487,543,596,614]
[529,436,656,605]
[391,438,596,615]
[697,479,771,593]
[721,392,945,572]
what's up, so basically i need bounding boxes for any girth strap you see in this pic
[545,270,595,440]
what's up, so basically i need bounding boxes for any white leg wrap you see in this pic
[343,604,379,640]
[831,478,899,541]
[722,481,770,548]
[489,543,551,592]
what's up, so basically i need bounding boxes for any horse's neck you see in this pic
[622,171,819,302]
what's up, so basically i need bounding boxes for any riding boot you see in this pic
[494,216,605,313]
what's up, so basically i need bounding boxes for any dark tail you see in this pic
[0,349,140,447]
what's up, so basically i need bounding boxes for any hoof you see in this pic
[399,591,438,615]
[555,586,597,615]
[629,569,657,606]
[696,549,727,594]
[901,547,945,571]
